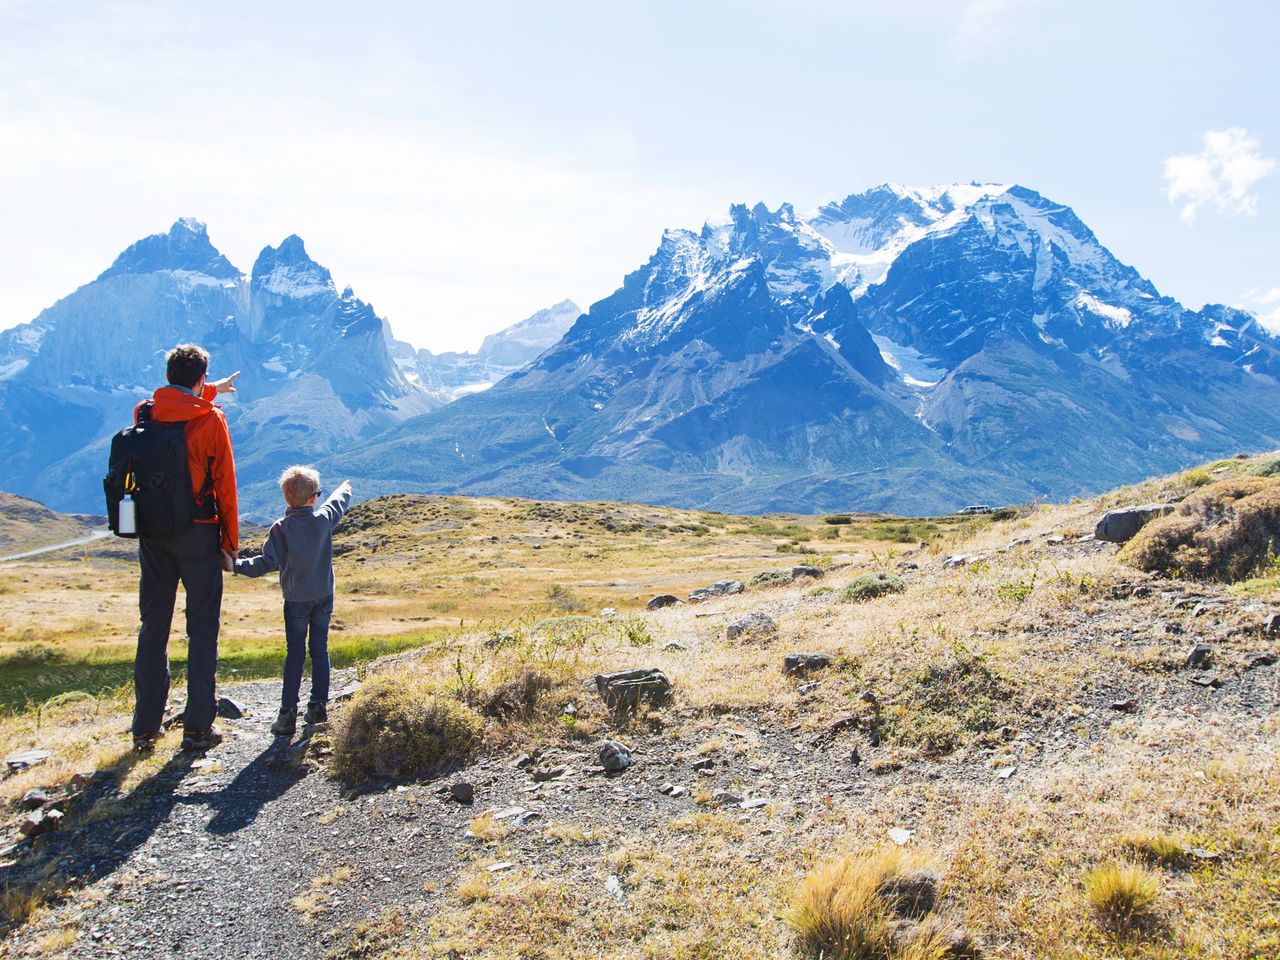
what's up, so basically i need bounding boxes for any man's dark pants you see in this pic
[134,523,222,737]
[281,595,333,710]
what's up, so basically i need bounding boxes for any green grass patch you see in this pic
[0,630,447,715]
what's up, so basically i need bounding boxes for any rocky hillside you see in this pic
[0,492,98,557]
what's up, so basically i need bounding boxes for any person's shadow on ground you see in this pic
[201,738,308,836]
[0,746,196,919]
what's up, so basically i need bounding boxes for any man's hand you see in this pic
[210,371,240,395]
[221,550,235,573]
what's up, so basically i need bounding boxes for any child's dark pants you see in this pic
[281,594,332,709]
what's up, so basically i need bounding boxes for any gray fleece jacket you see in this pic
[234,481,352,601]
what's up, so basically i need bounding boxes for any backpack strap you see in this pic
[136,400,154,423]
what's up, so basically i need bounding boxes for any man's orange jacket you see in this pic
[133,385,239,554]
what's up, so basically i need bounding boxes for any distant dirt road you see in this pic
[0,529,111,562]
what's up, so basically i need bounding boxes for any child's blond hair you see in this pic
[279,465,321,508]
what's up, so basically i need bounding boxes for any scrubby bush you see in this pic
[1119,476,1280,582]
[545,583,586,612]
[1244,456,1280,478]
[481,668,555,719]
[824,514,854,525]
[332,670,482,783]
[751,569,794,588]
[840,573,906,603]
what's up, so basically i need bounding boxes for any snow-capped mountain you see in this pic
[327,183,1280,514]
[384,299,580,400]
[0,220,439,515]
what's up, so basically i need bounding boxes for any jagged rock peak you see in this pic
[251,235,334,298]
[97,218,240,282]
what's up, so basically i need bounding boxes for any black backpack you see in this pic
[103,401,216,538]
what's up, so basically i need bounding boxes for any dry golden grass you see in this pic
[291,865,353,924]
[467,813,511,843]
[1083,862,1160,922]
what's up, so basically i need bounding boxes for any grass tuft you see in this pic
[1083,862,1159,923]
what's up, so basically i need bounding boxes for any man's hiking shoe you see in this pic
[132,732,159,754]
[180,726,224,753]
[303,702,328,725]
[271,707,297,737]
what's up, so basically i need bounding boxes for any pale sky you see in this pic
[2,1,1277,352]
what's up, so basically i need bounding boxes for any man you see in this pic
[132,344,240,753]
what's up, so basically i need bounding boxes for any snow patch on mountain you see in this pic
[1075,292,1134,329]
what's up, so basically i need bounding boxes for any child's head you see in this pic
[279,465,321,508]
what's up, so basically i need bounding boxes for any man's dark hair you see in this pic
[166,344,210,389]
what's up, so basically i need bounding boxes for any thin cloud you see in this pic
[948,0,1040,59]
[1236,286,1280,336]
[1163,128,1276,225]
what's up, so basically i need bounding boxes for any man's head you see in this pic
[279,465,321,508]
[166,344,210,390]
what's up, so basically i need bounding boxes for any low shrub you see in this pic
[751,569,794,588]
[1119,476,1280,581]
[481,668,555,719]
[1084,862,1159,923]
[840,573,906,603]
[545,584,586,612]
[824,514,854,525]
[332,670,482,783]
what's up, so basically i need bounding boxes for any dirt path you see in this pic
[0,530,110,563]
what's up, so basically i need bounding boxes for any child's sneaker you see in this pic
[271,707,298,737]
[303,702,328,725]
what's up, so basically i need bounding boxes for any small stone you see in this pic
[996,765,1017,780]
[5,749,52,772]
[1188,674,1222,688]
[850,746,861,765]
[658,783,676,795]
[511,810,542,826]
[1263,612,1280,637]
[532,765,567,782]
[783,653,834,676]
[887,827,913,846]
[594,669,673,711]
[19,808,62,837]
[1244,651,1277,670]
[942,555,969,569]
[691,758,715,772]
[797,681,819,695]
[215,696,247,720]
[726,612,776,641]
[494,806,527,820]
[599,607,618,619]
[740,798,769,810]
[1109,698,1138,713]
[711,790,743,806]
[332,682,361,703]
[598,740,631,773]
[662,641,687,652]
[1095,503,1175,543]
[895,561,920,571]
[513,752,534,769]
[487,862,514,873]
[1046,535,1065,545]
[449,782,475,805]
[19,788,49,811]
[1187,848,1220,861]
[646,594,682,610]
[1185,643,1212,668]
[669,786,687,797]
[604,874,626,903]
[688,579,745,603]
[791,565,824,579]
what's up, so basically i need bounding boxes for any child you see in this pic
[228,466,352,736]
